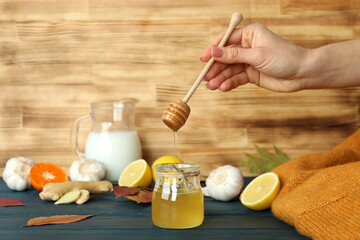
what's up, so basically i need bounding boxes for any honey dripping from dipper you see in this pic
[162,99,190,157]
[161,12,243,156]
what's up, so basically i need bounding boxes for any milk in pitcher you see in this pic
[84,130,142,182]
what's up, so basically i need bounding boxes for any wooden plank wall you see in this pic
[1,0,360,177]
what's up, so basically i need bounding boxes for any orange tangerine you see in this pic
[29,163,68,191]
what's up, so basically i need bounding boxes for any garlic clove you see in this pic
[205,165,244,201]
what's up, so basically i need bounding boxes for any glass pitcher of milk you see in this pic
[71,98,142,182]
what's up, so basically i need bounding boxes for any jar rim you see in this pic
[91,98,139,109]
[155,163,200,175]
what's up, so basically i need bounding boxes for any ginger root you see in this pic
[76,189,90,204]
[39,181,113,201]
[55,190,81,205]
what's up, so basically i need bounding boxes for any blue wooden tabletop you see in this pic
[0,177,307,240]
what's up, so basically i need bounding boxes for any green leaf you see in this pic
[254,144,276,162]
[254,144,276,170]
[237,145,290,173]
[243,152,261,163]
[238,152,265,173]
[274,145,289,162]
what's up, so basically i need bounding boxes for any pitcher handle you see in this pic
[71,114,91,159]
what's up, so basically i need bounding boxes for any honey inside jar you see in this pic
[152,163,204,229]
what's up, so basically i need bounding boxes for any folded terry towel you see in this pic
[272,129,360,240]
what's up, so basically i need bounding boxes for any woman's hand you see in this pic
[200,23,312,92]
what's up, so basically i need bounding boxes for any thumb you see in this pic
[211,47,260,65]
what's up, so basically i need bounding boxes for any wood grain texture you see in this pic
[1,0,360,177]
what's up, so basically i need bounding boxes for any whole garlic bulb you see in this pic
[205,165,244,201]
[3,157,35,191]
[70,158,106,181]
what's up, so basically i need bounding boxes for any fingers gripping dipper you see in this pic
[162,12,244,132]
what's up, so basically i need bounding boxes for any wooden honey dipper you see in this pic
[162,12,244,132]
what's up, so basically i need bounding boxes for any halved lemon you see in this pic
[151,155,182,182]
[118,159,152,188]
[240,172,280,211]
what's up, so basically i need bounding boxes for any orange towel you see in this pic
[272,129,360,240]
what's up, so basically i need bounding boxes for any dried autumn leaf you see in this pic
[23,215,94,227]
[0,198,25,207]
[114,186,139,198]
[125,189,152,203]
[114,186,152,203]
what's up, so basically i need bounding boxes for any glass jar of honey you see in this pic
[152,163,204,229]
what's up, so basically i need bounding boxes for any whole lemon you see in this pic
[151,156,183,182]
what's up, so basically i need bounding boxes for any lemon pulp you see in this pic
[240,172,280,211]
[118,159,152,188]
